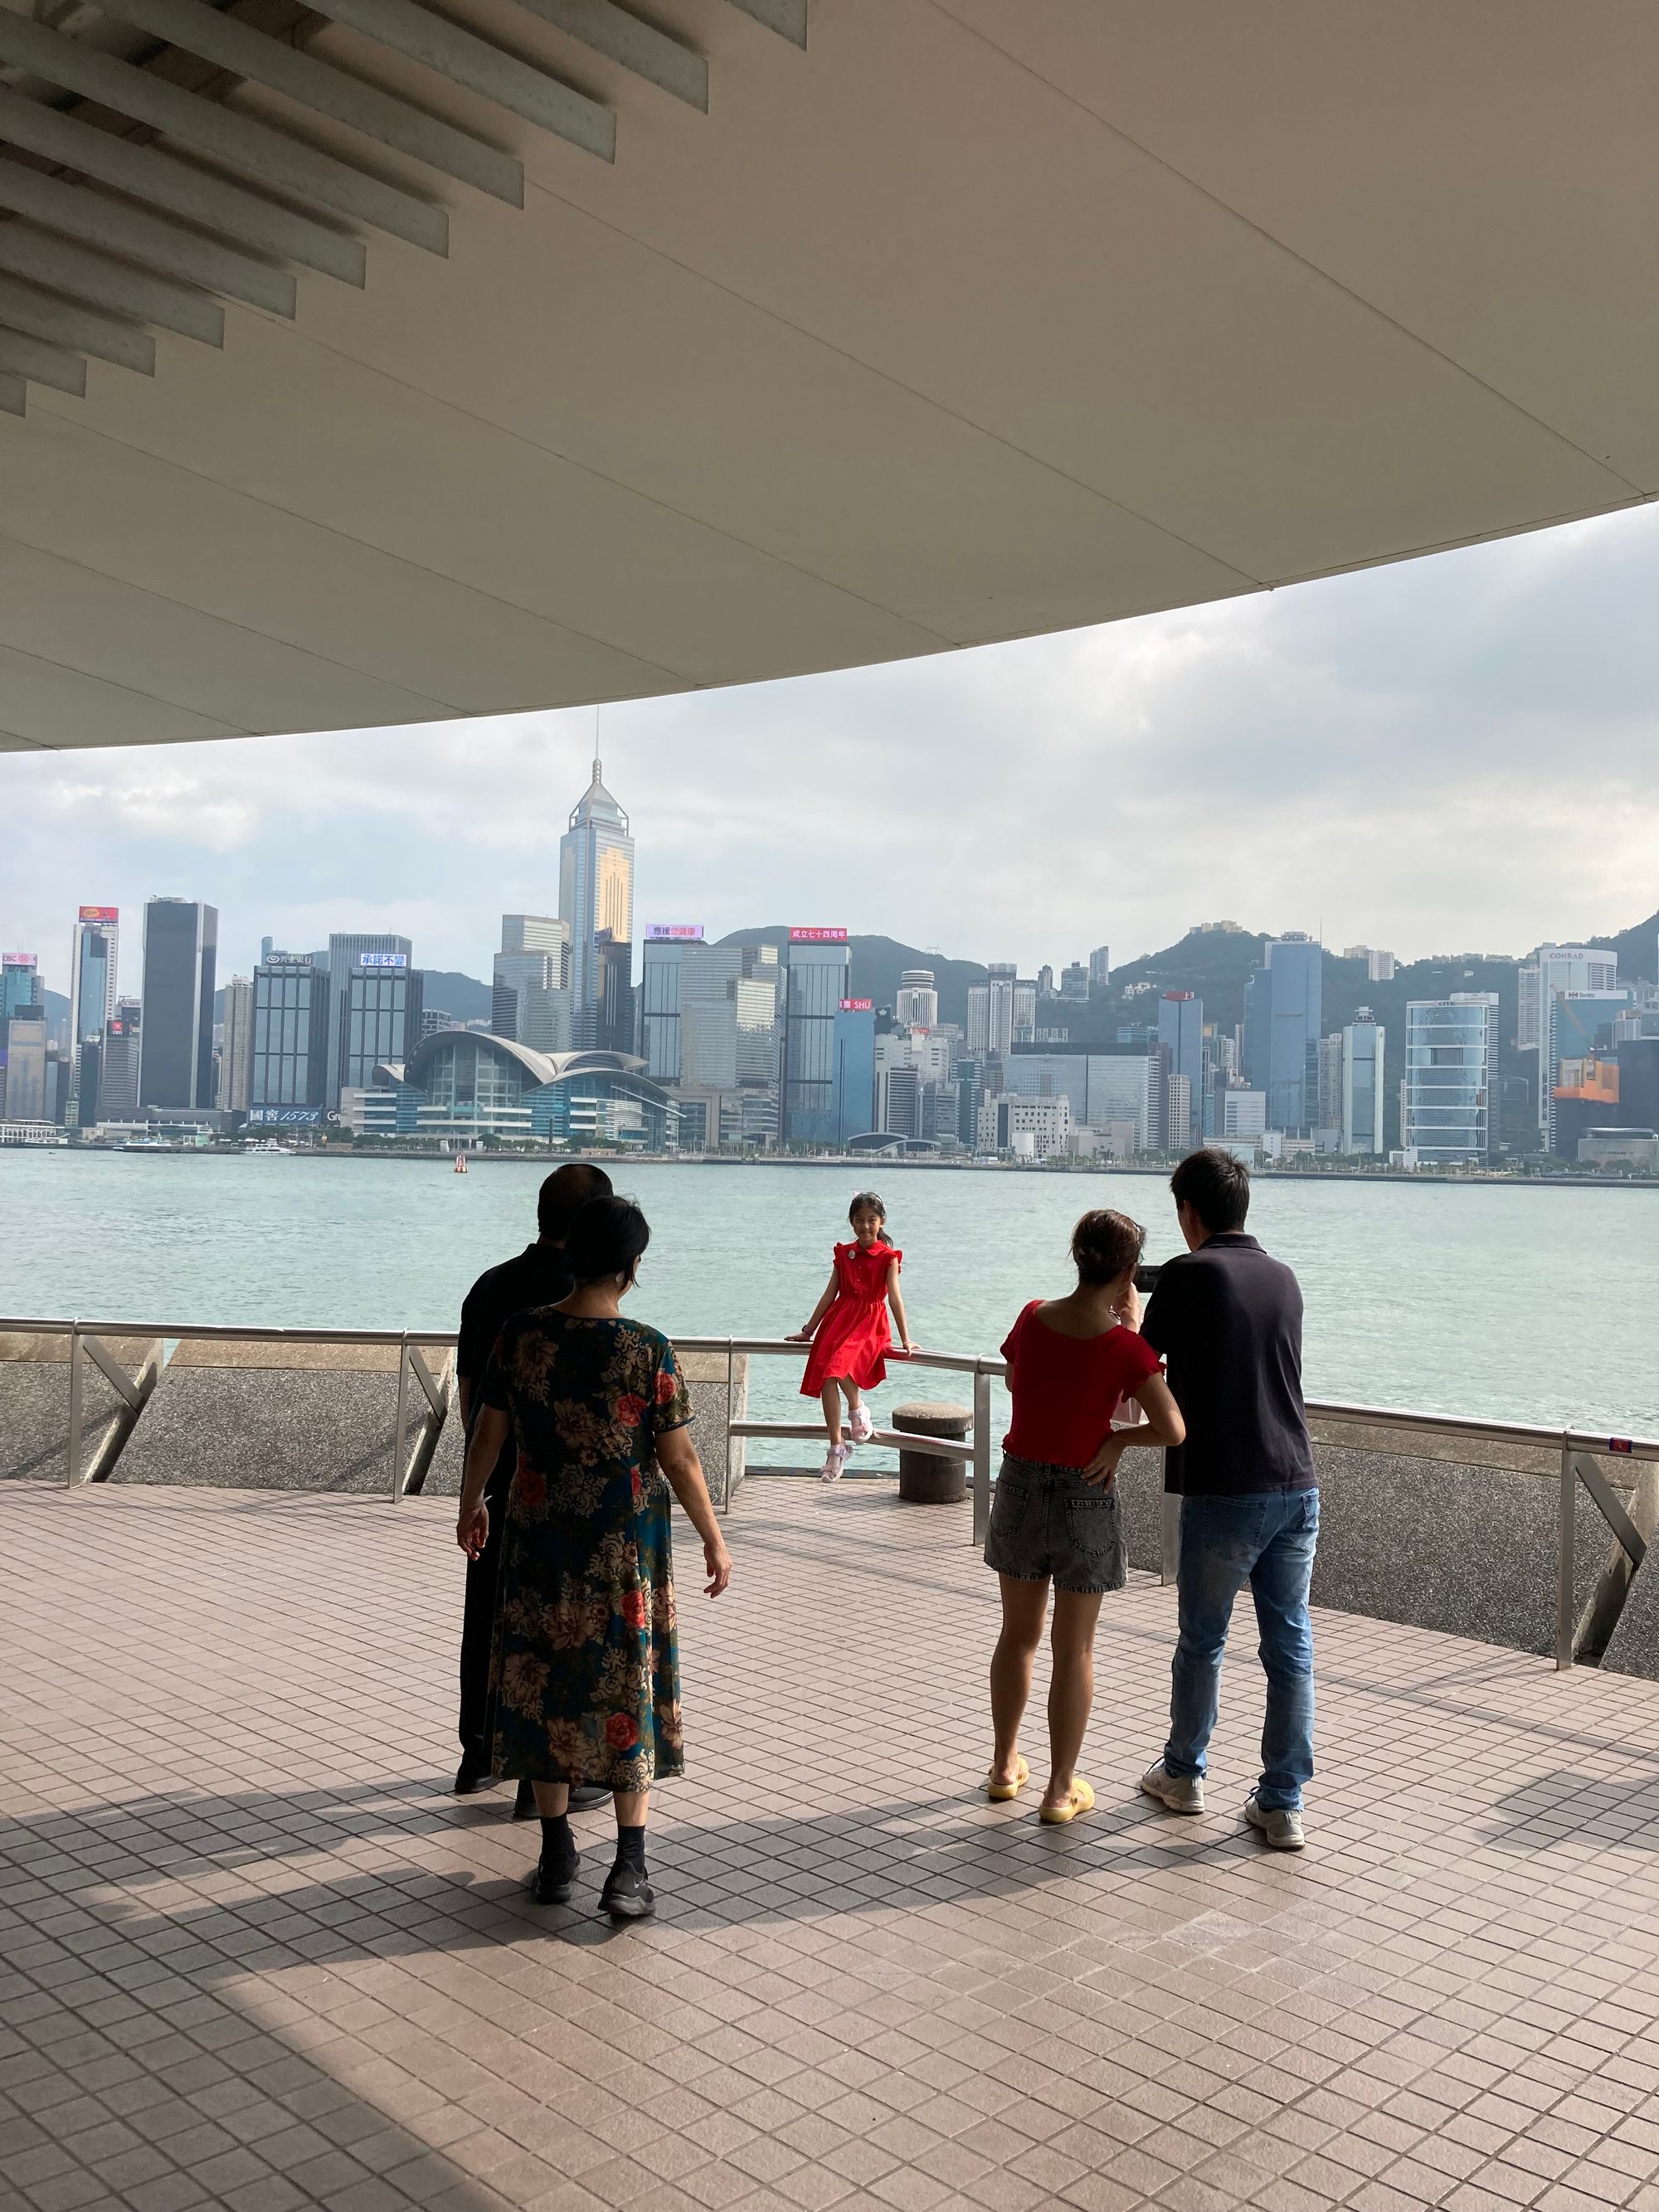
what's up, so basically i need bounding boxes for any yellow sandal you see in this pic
[985,1755,1029,1802]
[1039,1778,1095,1825]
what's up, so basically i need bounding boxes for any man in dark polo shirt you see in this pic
[453,1159,612,1809]
[1137,1149,1318,1850]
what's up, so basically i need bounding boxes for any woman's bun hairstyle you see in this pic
[849,1189,893,1246]
[1071,1208,1146,1286]
[564,1194,651,1287]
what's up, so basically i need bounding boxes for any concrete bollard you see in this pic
[891,1401,971,1505]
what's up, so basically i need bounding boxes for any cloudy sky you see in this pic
[6,501,1659,997]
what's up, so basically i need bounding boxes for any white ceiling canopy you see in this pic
[1,0,1653,752]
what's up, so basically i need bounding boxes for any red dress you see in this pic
[800,1241,902,1395]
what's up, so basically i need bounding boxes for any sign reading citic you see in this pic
[79,905,119,924]
[839,998,873,1012]
[646,924,704,941]
[358,952,408,968]
[2,952,37,969]
[790,927,848,943]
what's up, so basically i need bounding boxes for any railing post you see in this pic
[66,1320,83,1488]
[393,1332,408,1503]
[971,1365,992,1547]
[1555,1432,1576,1670]
[721,1339,735,1516]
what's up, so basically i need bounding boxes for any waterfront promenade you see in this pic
[4,1478,1659,2212]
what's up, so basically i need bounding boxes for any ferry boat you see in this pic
[246,1137,294,1156]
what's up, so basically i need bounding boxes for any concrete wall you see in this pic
[1112,1422,1640,1662]
[0,1331,162,1484]
[113,1339,450,1495]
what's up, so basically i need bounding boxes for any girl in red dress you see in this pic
[790,1192,915,1481]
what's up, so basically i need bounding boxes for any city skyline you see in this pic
[4,501,1659,984]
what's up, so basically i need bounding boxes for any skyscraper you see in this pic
[1341,1015,1384,1155]
[595,933,634,1057]
[2,1007,47,1121]
[493,916,572,1053]
[1252,935,1321,1133]
[251,955,330,1112]
[68,906,119,1115]
[98,1001,142,1121]
[1156,991,1204,1150]
[895,970,938,1028]
[220,975,255,1112]
[139,898,217,1110]
[966,963,1018,1058]
[640,926,703,1083]
[1545,988,1633,1153]
[2,952,41,1028]
[781,929,851,1145]
[559,760,635,1051]
[325,934,416,1106]
[1403,994,1498,1164]
[1088,946,1111,989]
[1518,945,1618,1069]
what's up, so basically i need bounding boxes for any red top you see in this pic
[799,1241,902,1398]
[1000,1300,1164,1468]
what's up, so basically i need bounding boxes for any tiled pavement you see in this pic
[3,1480,1659,2212]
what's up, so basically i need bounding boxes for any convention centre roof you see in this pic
[3,0,1656,752]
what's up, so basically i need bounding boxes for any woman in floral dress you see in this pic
[457,1195,732,1920]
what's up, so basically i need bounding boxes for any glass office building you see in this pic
[251,956,331,1111]
[781,931,851,1145]
[1259,935,1321,1133]
[1341,1017,1385,1155]
[1156,990,1204,1150]
[68,907,119,1116]
[139,897,217,1110]
[1403,994,1498,1164]
[559,760,635,1050]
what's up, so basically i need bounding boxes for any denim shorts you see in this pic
[984,1452,1127,1594]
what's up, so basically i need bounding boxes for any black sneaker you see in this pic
[599,1861,655,1922]
[512,1781,537,1820]
[533,1843,580,1905]
[454,1759,498,1796]
[569,1783,610,1812]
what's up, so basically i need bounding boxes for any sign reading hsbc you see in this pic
[79,905,119,924]
[358,952,408,968]
[790,927,848,943]
[839,999,873,1012]
[646,924,705,941]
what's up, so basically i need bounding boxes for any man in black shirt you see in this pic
[1137,1149,1318,1850]
[453,1159,612,1807]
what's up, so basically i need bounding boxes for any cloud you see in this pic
[5,502,1659,994]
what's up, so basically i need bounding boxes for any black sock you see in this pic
[539,1812,574,1863]
[613,1823,647,1873]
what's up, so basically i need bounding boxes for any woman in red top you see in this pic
[790,1191,914,1482]
[984,1209,1185,1825]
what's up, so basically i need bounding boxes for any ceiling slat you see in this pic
[89,0,524,207]
[0,7,448,255]
[0,223,224,345]
[0,273,155,375]
[0,86,368,286]
[0,324,89,397]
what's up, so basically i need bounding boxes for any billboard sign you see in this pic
[247,1106,323,1127]
[646,923,705,941]
[790,927,848,944]
[358,951,408,968]
[79,905,119,924]
[2,952,37,969]
[839,998,873,1012]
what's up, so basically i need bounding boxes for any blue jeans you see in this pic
[1164,1489,1319,1811]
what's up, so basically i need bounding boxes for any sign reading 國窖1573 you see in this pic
[790,927,848,943]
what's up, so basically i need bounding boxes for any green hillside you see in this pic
[716,929,988,1027]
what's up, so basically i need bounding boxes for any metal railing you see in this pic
[6,1315,1657,1670]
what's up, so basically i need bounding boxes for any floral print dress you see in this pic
[480,1310,693,1792]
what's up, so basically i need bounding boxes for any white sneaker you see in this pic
[819,1442,849,1482]
[1141,1760,1205,1814]
[1244,1791,1305,1850]
[848,1405,873,1444]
